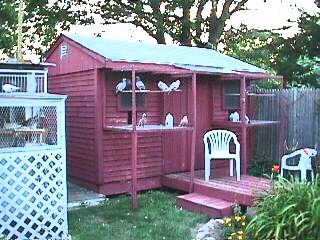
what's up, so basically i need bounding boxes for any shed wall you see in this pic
[102,72,164,187]
[48,70,97,185]
[47,39,101,188]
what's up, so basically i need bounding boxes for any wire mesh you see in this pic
[0,106,58,149]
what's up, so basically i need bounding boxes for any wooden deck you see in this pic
[162,170,270,207]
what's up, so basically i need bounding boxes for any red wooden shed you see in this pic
[46,34,283,214]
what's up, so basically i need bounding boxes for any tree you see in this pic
[273,11,320,87]
[0,0,18,56]
[220,24,283,73]
[92,0,253,48]
[220,6,320,88]
[0,0,94,57]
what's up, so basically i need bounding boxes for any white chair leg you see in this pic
[205,158,211,182]
[229,159,234,177]
[300,170,307,181]
[311,170,314,182]
[235,157,240,181]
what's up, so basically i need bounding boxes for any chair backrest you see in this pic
[282,148,317,169]
[203,130,240,156]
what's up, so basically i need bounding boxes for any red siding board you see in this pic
[48,67,98,185]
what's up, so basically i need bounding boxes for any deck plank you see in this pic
[162,170,271,206]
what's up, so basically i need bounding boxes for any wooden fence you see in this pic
[250,88,320,162]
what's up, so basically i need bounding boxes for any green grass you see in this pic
[69,190,210,240]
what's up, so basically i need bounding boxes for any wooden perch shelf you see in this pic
[225,93,275,97]
[212,120,279,128]
[121,90,181,93]
[104,124,193,133]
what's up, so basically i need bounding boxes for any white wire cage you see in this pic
[0,94,68,240]
[0,69,47,93]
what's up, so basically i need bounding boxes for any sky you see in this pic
[67,0,318,44]
[21,0,317,62]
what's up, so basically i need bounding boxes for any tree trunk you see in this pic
[181,0,192,46]
[150,0,166,44]
[208,18,225,49]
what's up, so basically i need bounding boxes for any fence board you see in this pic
[251,88,319,163]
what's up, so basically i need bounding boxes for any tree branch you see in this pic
[230,0,250,15]
[195,0,208,39]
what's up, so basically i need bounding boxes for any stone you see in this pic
[195,218,226,240]
[198,224,210,233]
[204,237,216,240]
[246,207,256,217]
[196,230,210,240]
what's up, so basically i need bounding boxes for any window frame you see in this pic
[222,81,241,110]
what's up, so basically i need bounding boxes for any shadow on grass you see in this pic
[69,188,210,240]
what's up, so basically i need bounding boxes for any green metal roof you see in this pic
[65,34,266,74]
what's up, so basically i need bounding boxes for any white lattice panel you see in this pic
[0,149,68,239]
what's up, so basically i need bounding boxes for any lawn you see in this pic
[69,190,210,240]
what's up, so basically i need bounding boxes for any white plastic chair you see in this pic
[280,148,317,181]
[203,130,240,182]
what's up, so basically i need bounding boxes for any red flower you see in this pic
[272,165,280,173]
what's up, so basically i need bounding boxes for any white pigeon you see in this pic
[229,112,240,122]
[178,116,188,127]
[138,113,147,127]
[158,81,169,92]
[116,78,127,93]
[135,76,145,90]
[168,80,180,92]
[2,83,20,93]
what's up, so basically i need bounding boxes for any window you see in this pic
[119,92,146,111]
[223,81,240,109]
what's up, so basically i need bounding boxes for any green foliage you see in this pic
[0,0,94,57]
[220,24,280,74]
[273,12,320,87]
[223,204,250,240]
[0,235,7,240]
[248,153,274,178]
[221,7,319,88]
[0,0,18,57]
[69,190,209,240]
[246,177,320,240]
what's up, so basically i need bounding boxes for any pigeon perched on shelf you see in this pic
[158,81,169,92]
[178,115,188,127]
[168,80,180,92]
[138,113,147,127]
[2,83,20,93]
[135,76,145,90]
[229,112,240,122]
[116,78,127,93]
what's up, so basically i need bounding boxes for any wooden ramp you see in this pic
[162,170,270,217]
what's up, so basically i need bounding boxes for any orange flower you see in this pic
[272,165,280,173]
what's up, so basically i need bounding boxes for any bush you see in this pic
[246,176,320,240]
[248,153,274,178]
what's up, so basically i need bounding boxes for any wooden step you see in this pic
[176,193,234,218]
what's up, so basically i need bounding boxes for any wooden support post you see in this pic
[240,76,247,174]
[189,73,197,192]
[279,77,285,159]
[17,0,24,61]
[131,69,138,210]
